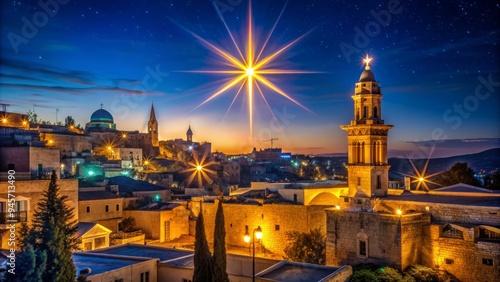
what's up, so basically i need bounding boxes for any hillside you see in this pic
[388,148,500,179]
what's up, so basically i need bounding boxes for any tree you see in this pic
[26,170,79,282]
[64,115,75,126]
[434,162,481,187]
[193,207,212,282]
[283,227,326,265]
[119,216,136,232]
[212,199,229,282]
[4,243,47,282]
[485,171,500,190]
[27,110,38,124]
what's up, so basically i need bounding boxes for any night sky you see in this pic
[1,0,499,157]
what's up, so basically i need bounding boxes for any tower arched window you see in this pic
[356,108,360,120]
[363,106,368,118]
[373,106,378,118]
[373,142,377,163]
[361,142,365,163]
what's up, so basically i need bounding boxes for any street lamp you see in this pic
[244,226,262,282]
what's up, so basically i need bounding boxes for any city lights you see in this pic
[182,150,217,188]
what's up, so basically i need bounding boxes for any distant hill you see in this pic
[388,148,500,179]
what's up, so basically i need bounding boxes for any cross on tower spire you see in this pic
[100,103,103,109]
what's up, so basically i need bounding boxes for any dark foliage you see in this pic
[212,199,229,282]
[283,227,326,265]
[25,171,79,282]
[193,209,212,282]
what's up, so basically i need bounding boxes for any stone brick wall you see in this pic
[378,199,500,225]
[325,210,430,270]
[199,201,330,257]
[424,224,500,282]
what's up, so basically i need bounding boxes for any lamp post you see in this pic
[244,226,262,282]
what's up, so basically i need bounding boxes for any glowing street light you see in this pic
[396,209,402,216]
[1,118,7,123]
[243,226,263,282]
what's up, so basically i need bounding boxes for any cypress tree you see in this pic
[193,206,212,282]
[212,199,229,281]
[27,170,78,282]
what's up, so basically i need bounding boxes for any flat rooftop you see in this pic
[89,243,192,262]
[257,262,339,282]
[72,253,152,275]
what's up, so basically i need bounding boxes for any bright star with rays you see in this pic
[177,0,316,136]
[395,145,445,191]
[182,150,218,188]
[363,55,373,69]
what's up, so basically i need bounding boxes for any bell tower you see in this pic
[148,102,159,147]
[341,56,393,200]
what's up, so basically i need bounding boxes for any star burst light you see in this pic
[182,150,218,188]
[397,145,445,191]
[179,0,315,136]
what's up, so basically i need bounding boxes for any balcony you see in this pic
[0,211,28,224]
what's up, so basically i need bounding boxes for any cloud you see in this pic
[406,138,500,149]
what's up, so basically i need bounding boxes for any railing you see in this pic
[0,172,52,181]
[0,211,28,224]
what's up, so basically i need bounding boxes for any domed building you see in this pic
[85,106,117,131]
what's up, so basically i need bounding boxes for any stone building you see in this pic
[0,178,79,249]
[78,188,125,232]
[325,57,500,281]
[198,199,331,258]
[0,146,61,180]
[86,104,160,157]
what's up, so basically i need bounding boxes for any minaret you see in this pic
[148,103,159,147]
[340,56,393,201]
[186,124,193,143]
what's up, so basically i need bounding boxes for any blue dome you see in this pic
[90,109,114,123]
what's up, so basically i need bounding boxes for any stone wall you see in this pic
[199,201,330,258]
[124,206,189,242]
[424,224,500,282]
[41,132,91,154]
[325,210,430,270]
[378,199,500,225]
[79,198,124,232]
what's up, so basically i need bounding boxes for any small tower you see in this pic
[340,56,393,201]
[186,125,193,143]
[148,103,159,147]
